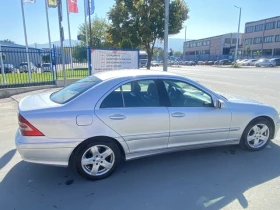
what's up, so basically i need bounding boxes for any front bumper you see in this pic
[15,129,82,166]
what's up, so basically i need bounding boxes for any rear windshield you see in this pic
[50,76,102,104]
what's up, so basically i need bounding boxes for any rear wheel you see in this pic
[73,139,121,180]
[240,118,273,151]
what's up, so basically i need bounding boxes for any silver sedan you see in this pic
[15,70,280,180]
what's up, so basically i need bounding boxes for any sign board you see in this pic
[91,49,138,73]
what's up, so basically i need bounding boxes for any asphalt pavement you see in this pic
[0,66,280,210]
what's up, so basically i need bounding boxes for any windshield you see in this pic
[50,76,102,104]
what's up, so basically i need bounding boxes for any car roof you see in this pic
[94,69,177,81]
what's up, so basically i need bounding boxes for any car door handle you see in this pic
[109,114,126,120]
[171,112,185,117]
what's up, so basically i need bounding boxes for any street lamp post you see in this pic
[163,0,169,72]
[234,6,241,62]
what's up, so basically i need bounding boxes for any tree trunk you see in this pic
[147,50,153,70]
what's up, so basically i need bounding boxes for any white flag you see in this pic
[23,0,35,3]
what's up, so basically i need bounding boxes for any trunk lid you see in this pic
[19,91,61,112]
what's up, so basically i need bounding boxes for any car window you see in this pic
[100,87,123,108]
[122,80,160,107]
[50,75,102,104]
[163,80,213,107]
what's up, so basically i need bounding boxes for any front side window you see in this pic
[163,80,213,107]
[101,79,160,108]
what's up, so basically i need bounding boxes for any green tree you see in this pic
[108,0,189,69]
[174,51,183,58]
[78,16,111,48]
[42,55,50,63]
[1,39,15,44]
[153,48,164,60]
[72,45,87,62]
[121,39,133,49]
[2,53,6,61]
[245,45,251,58]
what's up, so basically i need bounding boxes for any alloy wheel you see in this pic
[247,124,270,149]
[81,145,115,176]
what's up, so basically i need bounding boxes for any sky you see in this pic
[0,0,280,45]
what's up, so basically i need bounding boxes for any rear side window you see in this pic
[100,87,123,108]
[50,76,102,104]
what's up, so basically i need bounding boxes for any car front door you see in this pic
[95,79,169,153]
[161,79,232,148]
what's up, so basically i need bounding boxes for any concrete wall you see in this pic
[0,79,79,99]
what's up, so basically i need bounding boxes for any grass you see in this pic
[0,68,89,85]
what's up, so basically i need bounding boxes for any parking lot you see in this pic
[0,65,280,210]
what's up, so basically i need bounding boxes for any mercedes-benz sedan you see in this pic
[15,70,280,180]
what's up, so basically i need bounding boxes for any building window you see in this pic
[277,21,280,28]
[264,36,274,43]
[224,38,231,45]
[265,22,275,30]
[253,37,262,44]
[275,35,280,42]
[255,24,264,32]
[274,49,280,55]
[245,26,254,33]
[204,50,210,54]
[196,42,202,47]
[244,38,252,45]
[262,49,272,56]
[206,40,210,45]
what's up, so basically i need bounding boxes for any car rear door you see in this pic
[95,78,170,153]
[160,79,232,148]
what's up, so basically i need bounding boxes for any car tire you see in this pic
[73,138,121,180]
[240,118,273,151]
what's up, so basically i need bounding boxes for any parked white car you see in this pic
[255,59,276,67]
[242,59,258,66]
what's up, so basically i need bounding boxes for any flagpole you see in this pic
[21,0,32,81]
[65,0,74,77]
[87,0,92,47]
[0,43,6,83]
[45,0,52,66]
[84,0,89,73]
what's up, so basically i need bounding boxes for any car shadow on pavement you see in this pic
[1,143,280,210]
[0,149,16,170]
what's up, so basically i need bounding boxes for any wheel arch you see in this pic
[245,115,275,138]
[68,136,127,167]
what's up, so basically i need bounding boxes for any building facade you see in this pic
[242,16,280,57]
[183,33,242,61]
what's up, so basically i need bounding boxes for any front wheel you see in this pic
[73,139,121,180]
[240,118,273,151]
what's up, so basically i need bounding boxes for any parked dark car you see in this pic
[219,59,232,65]
[271,58,280,66]
[187,61,196,66]
[207,61,214,65]
[0,64,15,73]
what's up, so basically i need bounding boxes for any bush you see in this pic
[231,62,241,68]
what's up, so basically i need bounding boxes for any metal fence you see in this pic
[0,46,91,89]
[0,47,56,88]
[183,54,231,61]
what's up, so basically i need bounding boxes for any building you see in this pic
[183,33,243,61]
[242,16,280,57]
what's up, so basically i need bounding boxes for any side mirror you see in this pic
[215,99,225,109]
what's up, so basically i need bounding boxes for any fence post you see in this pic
[88,47,91,75]
[0,43,7,83]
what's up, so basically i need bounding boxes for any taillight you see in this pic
[18,114,44,136]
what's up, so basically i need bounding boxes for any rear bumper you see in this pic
[15,130,82,166]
